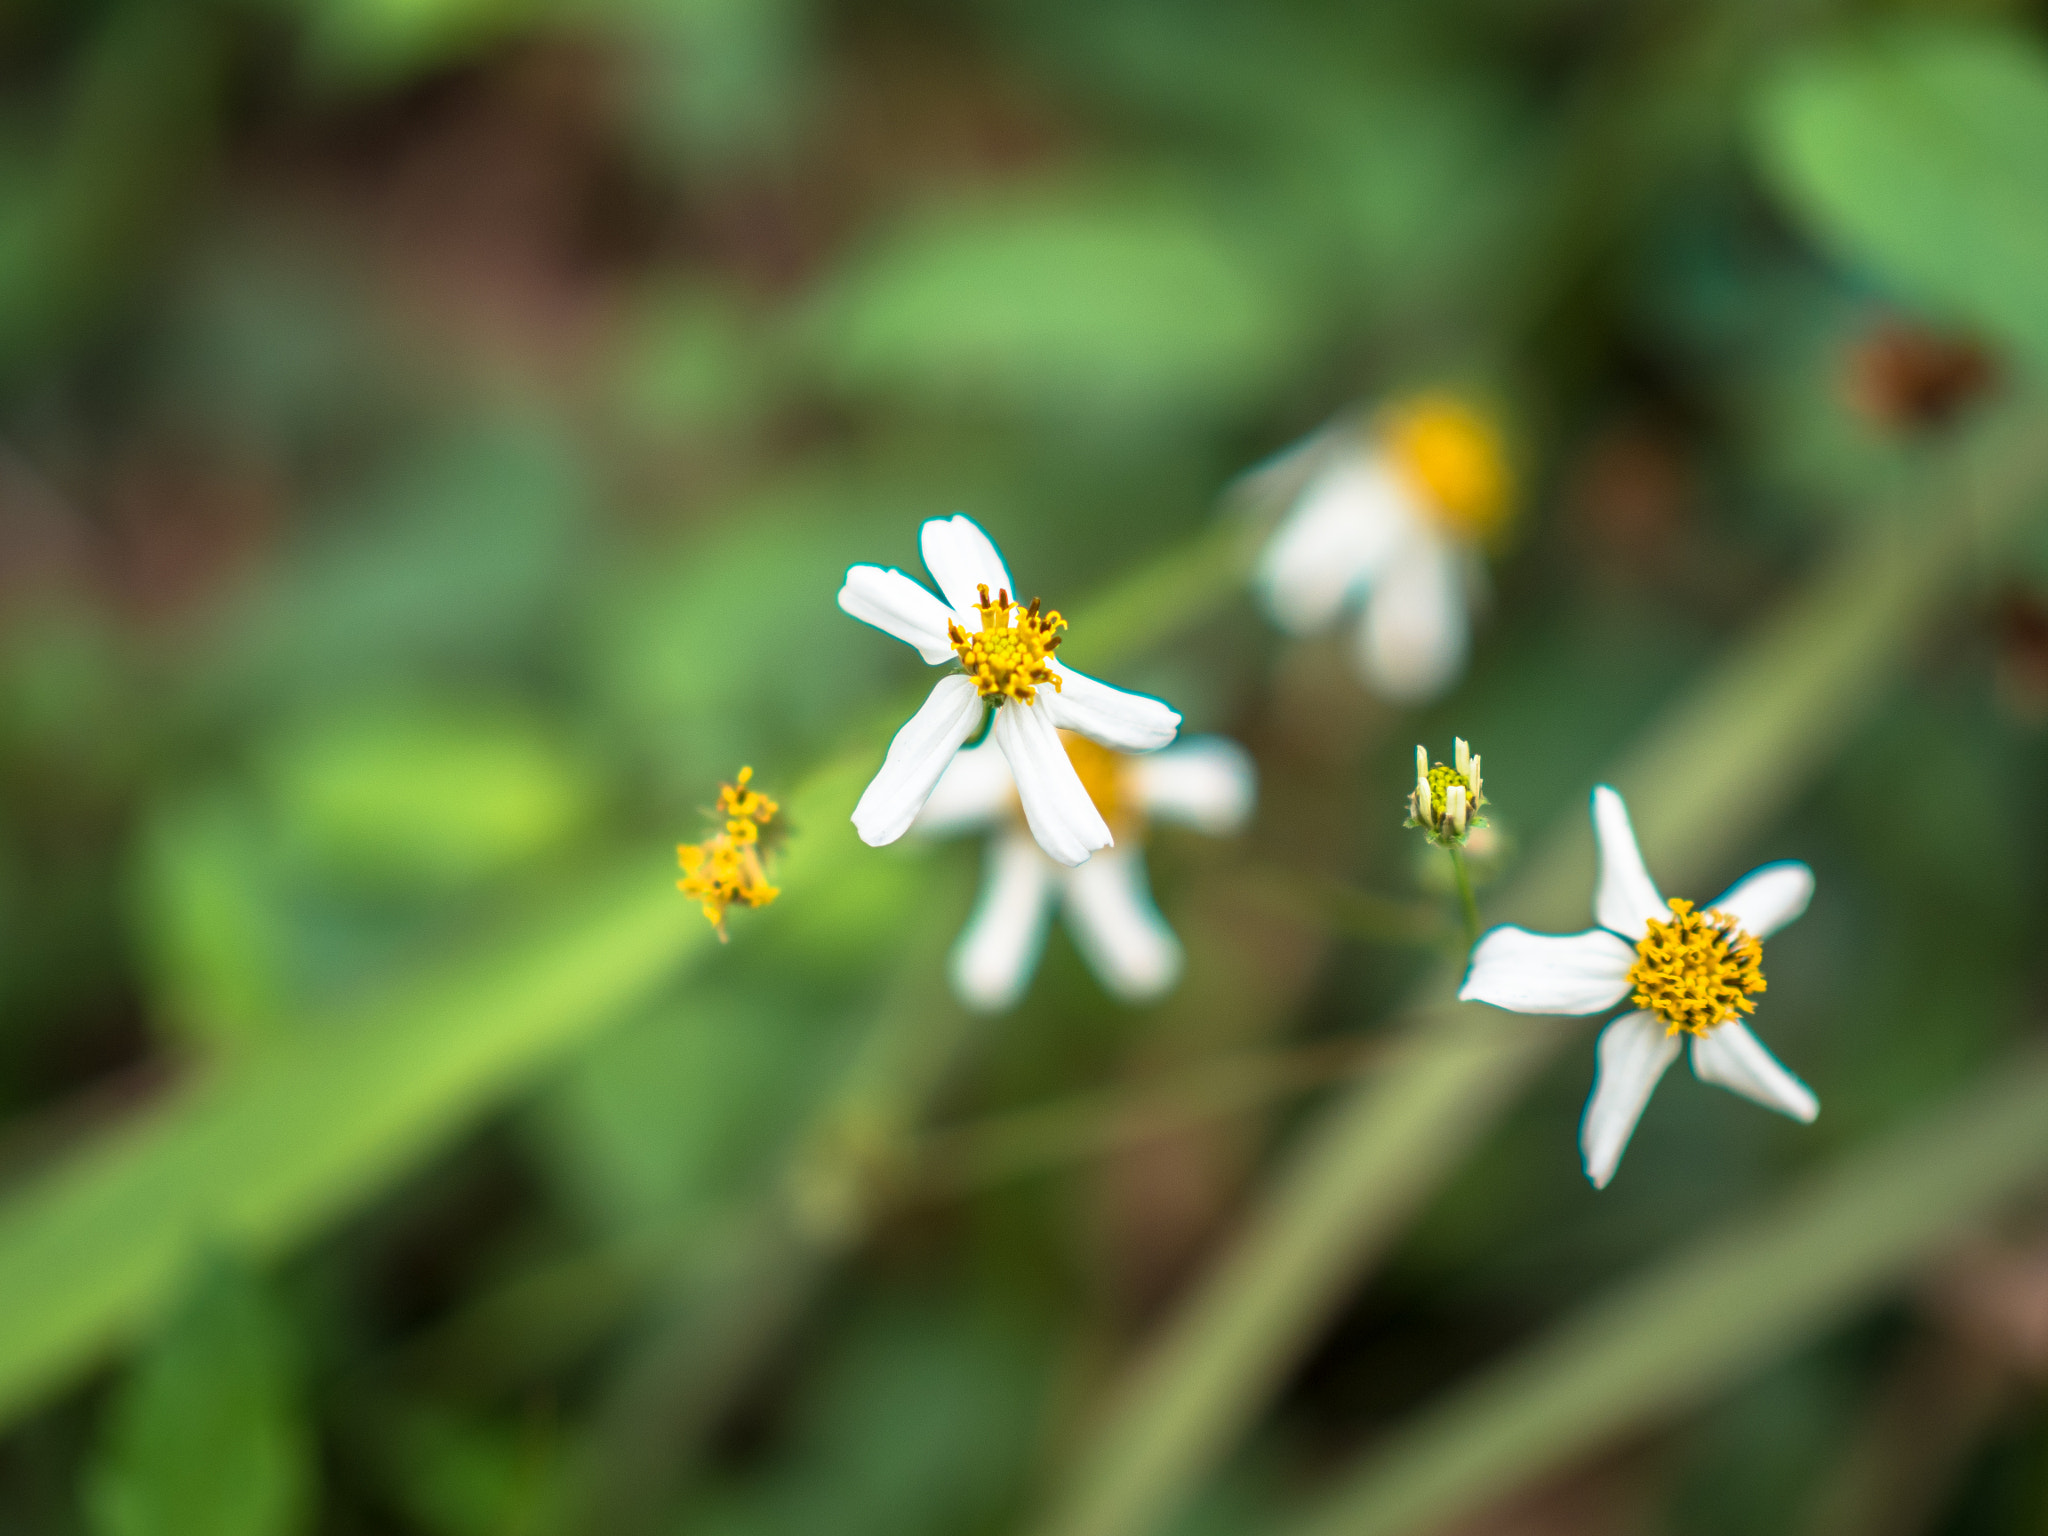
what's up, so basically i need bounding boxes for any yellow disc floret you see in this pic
[1628,898,1766,1037]
[949,584,1065,706]
[677,765,781,939]
[1380,393,1512,541]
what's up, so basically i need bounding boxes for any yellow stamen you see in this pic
[948,584,1066,706]
[677,765,781,940]
[1380,393,1512,541]
[1627,898,1766,1037]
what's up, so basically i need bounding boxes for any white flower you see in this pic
[839,515,1182,865]
[1458,785,1818,1188]
[1253,394,1510,702]
[917,731,1255,1010]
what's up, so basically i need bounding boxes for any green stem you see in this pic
[1447,846,1481,946]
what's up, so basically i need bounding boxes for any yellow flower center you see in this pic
[677,765,781,939]
[1421,763,1475,823]
[1627,898,1766,1038]
[1380,394,1512,541]
[949,584,1066,706]
[1059,730,1131,833]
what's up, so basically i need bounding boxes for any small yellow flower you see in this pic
[676,766,782,940]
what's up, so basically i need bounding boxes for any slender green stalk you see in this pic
[1025,408,2048,1536]
[1446,847,1481,946]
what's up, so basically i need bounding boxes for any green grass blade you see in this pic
[0,863,699,1427]
[1283,1044,2048,1536]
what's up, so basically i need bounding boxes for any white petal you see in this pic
[851,676,985,848]
[950,830,1057,1012]
[1706,861,1814,941]
[1042,666,1180,752]
[1356,531,1468,703]
[1690,1022,1819,1122]
[1581,1011,1681,1189]
[921,514,1015,619]
[1254,451,1415,636]
[1592,785,1666,940]
[836,564,957,665]
[1062,847,1183,1002]
[1127,736,1256,834]
[1457,926,1636,1015]
[993,699,1112,867]
[914,739,1015,836]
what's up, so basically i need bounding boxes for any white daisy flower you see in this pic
[1458,785,1818,1188]
[916,730,1255,1010]
[1253,393,1510,702]
[839,515,1182,866]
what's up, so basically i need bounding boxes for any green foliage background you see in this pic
[1,1,2047,1534]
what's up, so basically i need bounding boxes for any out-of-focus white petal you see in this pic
[836,564,957,664]
[1042,666,1180,752]
[1457,926,1635,1015]
[1253,451,1415,636]
[921,514,1015,620]
[1128,736,1256,834]
[1062,847,1183,1002]
[1690,1022,1819,1122]
[851,676,985,847]
[950,830,1058,1012]
[1581,1011,1681,1189]
[994,700,1112,867]
[1355,531,1469,703]
[1707,861,1815,942]
[914,740,1015,837]
[1591,785,1666,940]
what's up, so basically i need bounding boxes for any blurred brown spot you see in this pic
[1566,423,1689,577]
[103,441,280,624]
[1844,319,1998,434]
[1993,588,2048,728]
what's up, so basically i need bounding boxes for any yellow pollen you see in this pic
[948,584,1066,706]
[1627,898,1766,1038]
[677,765,781,939]
[1380,393,1512,541]
[1059,730,1132,833]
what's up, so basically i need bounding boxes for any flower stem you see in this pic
[1447,846,1480,946]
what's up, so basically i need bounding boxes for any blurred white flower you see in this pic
[1253,393,1510,702]
[1458,786,1817,1188]
[917,731,1255,1010]
[839,514,1181,865]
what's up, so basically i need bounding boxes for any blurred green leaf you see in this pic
[260,698,594,892]
[203,417,587,706]
[84,1259,311,1536]
[593,0,817,166]
[535,983,845,1238]
[275,0,539,84]
[1754,24,2048,366]
[131,793,289,1055]
[802,180,1305,422]
[693,1298,1053,1536]
[372,1403,566,1536]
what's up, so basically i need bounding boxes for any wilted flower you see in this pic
[1253,392,1510,701]
[916,731,1255,1010]
[839,514,1181,865]
[1406,737,1485,848]
[676,766,781,939]
[1458,785,1817,1188]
